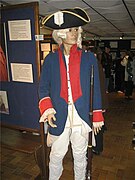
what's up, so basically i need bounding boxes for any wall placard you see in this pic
[11,63,33,83]
[8,19,32,41]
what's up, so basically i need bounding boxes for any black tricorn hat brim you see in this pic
[42,7,90,29]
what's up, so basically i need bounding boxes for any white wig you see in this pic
[52,26,83,48]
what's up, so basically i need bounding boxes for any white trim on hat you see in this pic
[54,11,64,26]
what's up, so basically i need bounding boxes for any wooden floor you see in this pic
[1,91,135,180]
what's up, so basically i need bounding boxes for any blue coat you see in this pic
[39,47,103,136]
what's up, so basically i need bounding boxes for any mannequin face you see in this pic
[62,27,79,46]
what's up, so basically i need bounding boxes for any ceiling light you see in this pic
[120,34,124,40]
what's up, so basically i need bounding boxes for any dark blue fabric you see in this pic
[39,50,102,136]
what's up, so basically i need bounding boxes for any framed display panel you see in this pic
[40,39,59,65]
[1,2,41,131]
[110,41,118,49]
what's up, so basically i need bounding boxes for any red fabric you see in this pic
[58,48,68,103]
[0,46,8,81]
[39,97,53,115]
[58,44,82,103]
[69,45,82,102]
[93,110,104,122]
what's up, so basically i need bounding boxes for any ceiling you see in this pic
[1,0,135,40]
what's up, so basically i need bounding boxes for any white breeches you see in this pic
[49,126,88,180]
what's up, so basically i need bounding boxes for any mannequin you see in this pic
[39,7,104,180]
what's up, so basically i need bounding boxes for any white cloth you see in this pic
[49,125,88,180]
[39,108,56,123]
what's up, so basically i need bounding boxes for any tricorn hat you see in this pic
[42,7,90,29]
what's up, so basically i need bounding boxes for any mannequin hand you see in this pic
[47,114,57,128]
[93,126,101,135]
[93,121,104,135]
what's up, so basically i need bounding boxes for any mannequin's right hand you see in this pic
[47,114,57,128]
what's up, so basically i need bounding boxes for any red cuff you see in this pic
[39,97,53,115]
[93,110,104,122]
